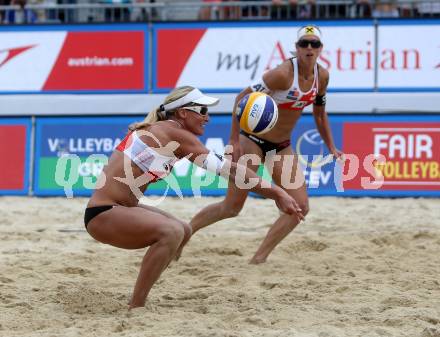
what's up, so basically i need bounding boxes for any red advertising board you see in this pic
[343,123,440,191]
[44,31,145,91]
[156,29,206,89]
[0,125,27,191]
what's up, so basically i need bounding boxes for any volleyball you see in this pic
[236,92,278,135]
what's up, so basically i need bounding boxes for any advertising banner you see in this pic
[34,116,234,197]
[0,24,147,93]
[33,114,440,197]
[342,116,440,196]
[0,118,31,195]
[377,22,440,90]
[291,117,343,195]
[153,22,375,93]
[33,115,343,197]
[34,116,136,196]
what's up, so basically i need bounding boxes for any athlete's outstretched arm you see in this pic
[175,131,304,219]
[312,67,343,159]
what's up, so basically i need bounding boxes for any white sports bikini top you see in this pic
[270,58,319,111]
[116,131,178,183]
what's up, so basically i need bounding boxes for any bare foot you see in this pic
[128,300,146,310]
[249,256,266,264]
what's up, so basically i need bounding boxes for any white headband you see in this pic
[163,88,219,111]
[297,25,322,42]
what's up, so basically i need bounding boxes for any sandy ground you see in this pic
[0,196,440,337]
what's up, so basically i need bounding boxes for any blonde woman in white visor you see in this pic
[84,86,304,309]
[190,25,343,264]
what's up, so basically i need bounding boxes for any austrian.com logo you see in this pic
[67,56,134,67]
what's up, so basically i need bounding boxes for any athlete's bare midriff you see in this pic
[253,108,303,143]
[87,151,148,208]
[87,123,181,209]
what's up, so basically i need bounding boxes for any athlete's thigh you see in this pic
[267,146,308,204]
[136,203,185,225]
[87,206,179,249]
[224,134,264,203]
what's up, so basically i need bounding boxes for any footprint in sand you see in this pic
[202,274,223,281]
[178,267,204,276]
[0,277,13,283]
[52,267,91,276]
[289,239,329,252]
[383,318,404,327]
[422,328,440,337]
[193,305,209,314]
[413,231,436,240]
[5,302,33,310]
[203,247,243,256]
[177,291,210,300]
[259,281,279,290]
[243,316,269,326]
[380,296,416,307]
[0,293,18,304]
[113,320,129,333]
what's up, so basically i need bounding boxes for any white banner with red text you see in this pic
[152,21,440,93]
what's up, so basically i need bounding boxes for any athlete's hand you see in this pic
[274,190,305,222]
[331,148,344,162]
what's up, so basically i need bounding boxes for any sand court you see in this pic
[0,196,439,337]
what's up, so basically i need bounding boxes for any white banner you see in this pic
[0,32,66,91]
[171,26,376,91]
[378,24,440,89]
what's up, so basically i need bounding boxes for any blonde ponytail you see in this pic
[129,85,195,131]
[129,107,167,130]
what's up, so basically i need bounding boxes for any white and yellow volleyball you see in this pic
[236,92,278,135]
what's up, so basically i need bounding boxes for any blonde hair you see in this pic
[130,86,195,131]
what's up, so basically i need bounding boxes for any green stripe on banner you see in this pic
[38,156,271,195]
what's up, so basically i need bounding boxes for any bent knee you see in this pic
[158,222,185,246]
[182,222,192,241]
[221,202,243,218]
[222,206,241,218]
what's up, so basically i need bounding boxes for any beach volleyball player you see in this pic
[83,86,303,309]
[190,25,343,264]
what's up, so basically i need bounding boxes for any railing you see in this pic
[0,0,440,24]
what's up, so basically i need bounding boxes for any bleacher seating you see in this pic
[0,0,439,24]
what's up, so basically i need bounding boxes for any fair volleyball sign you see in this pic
[0,24,147,93]
[343,121,440,192]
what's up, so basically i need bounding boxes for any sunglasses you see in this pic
[183,105,208,116]
[297,39,322,49]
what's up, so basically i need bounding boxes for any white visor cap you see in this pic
[297,25,322,42]
[163,88,220,111]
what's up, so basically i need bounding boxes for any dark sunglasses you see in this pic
[297,39,322,49]
[184,105,208,116]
